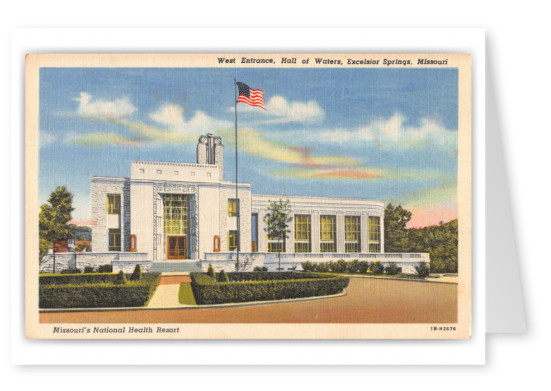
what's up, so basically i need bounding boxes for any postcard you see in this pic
[25,53,471,339]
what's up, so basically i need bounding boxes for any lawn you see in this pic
[178,283,197,305]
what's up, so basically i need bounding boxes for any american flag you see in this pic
[236,82,266,110]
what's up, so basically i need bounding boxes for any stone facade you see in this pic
[39,252,149,273]
[78,133,431,275]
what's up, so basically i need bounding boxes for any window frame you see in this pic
[294,214,311,253]
[107,194,121,215]
[228,198,239,217]
[228,230,239,251]
[344,215,361,253]
[108,229,121,252]
[368,216,381,253]
[320,215,336,253]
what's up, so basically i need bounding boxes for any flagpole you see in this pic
[234,79,240,271]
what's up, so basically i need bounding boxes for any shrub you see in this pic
[385,262,399,275]
[415,262,430,277]
[83,266,95,273]
[206,264,216,279]
[346,259,359,274]
[217,270,229,282]
[130,265,143,281]
[315,262,330,273]
[358,261,369,274]
[331,260,347,273]
[39,273,161,308]
[190,272,349,305]
[301,261,315,272]
[115,270,127,284]
[97,264,113,273]
[60,268,81,274]
[370,261,384,274]
[253,266,268,272]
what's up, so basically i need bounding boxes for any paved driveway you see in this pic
[40,277,457,324]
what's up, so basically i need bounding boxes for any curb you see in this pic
[39,289,348,313]
[346,275,458,285]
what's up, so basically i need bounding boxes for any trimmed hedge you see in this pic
[228,272,312,282]
[39,273,161,308]
[190,272,349,305]
[39,272,120,285]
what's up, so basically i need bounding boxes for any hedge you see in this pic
[39,272,120,285]
[190,272,349,305]
[39,273,161,308]
[227,272,315,282]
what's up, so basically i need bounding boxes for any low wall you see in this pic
[203,252,430,274]
[39,252,149,273]
[112,260,153,273]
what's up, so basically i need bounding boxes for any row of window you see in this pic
[277,214,380,253]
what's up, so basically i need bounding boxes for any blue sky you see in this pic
[39,67,458,227]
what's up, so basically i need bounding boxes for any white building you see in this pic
[39,134,429,274]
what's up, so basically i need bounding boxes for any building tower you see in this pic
[196,133,224,181]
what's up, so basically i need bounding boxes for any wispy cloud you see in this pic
[73,92,136,119]
[317,112,457,151]
[231,95,325,124]
[40,131,56,148]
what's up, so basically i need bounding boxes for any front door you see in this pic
[167,236,186,260]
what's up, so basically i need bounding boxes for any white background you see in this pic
[2,0,548,389]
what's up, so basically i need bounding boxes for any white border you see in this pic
[10,27,485,365]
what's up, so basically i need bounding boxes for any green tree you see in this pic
[39,186,75,269]
[263,199,293,271]
[384,203,412,253]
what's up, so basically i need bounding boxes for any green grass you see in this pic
[178,283,197,305]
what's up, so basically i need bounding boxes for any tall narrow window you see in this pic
[320,215,336,252]
[294,214,311,253]
[228,199,239,217]
[369,216,381,253]
[345,216,361,252]
[107,194,121,214]
[251,213,258,252]
[163,194,189,235]
[228,230,239,251]
[108,229,121,251]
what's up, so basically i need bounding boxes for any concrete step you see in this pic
[149,262,202,273]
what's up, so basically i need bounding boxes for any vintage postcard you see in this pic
[25,53,471,339]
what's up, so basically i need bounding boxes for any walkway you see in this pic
[146,273,191,309]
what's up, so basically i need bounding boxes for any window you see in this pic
[294,214,311,253]
[369,216,381,253]
[157,169,162,174]
[320,215,336,252]
[108,229,121,251]
[268,241,285,253]
[164,194,189,235]
[174,171,179,175]
[345,216,361,252]
[228,199,239,217]
[228,230,239,251]
[139,168,145,173]
[107,194,121,214]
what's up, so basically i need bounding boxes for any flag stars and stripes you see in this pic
[236,81,266,110]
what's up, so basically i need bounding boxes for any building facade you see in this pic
[39,133,429,274]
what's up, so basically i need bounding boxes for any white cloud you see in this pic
[74,92,137,119]
[39,131,55,147]
[231,95,325,124]
[317,112,457,151]
[149,103,185,127]
[149,104,231,134]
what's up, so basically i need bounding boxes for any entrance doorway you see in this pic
[167,236,186,260]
